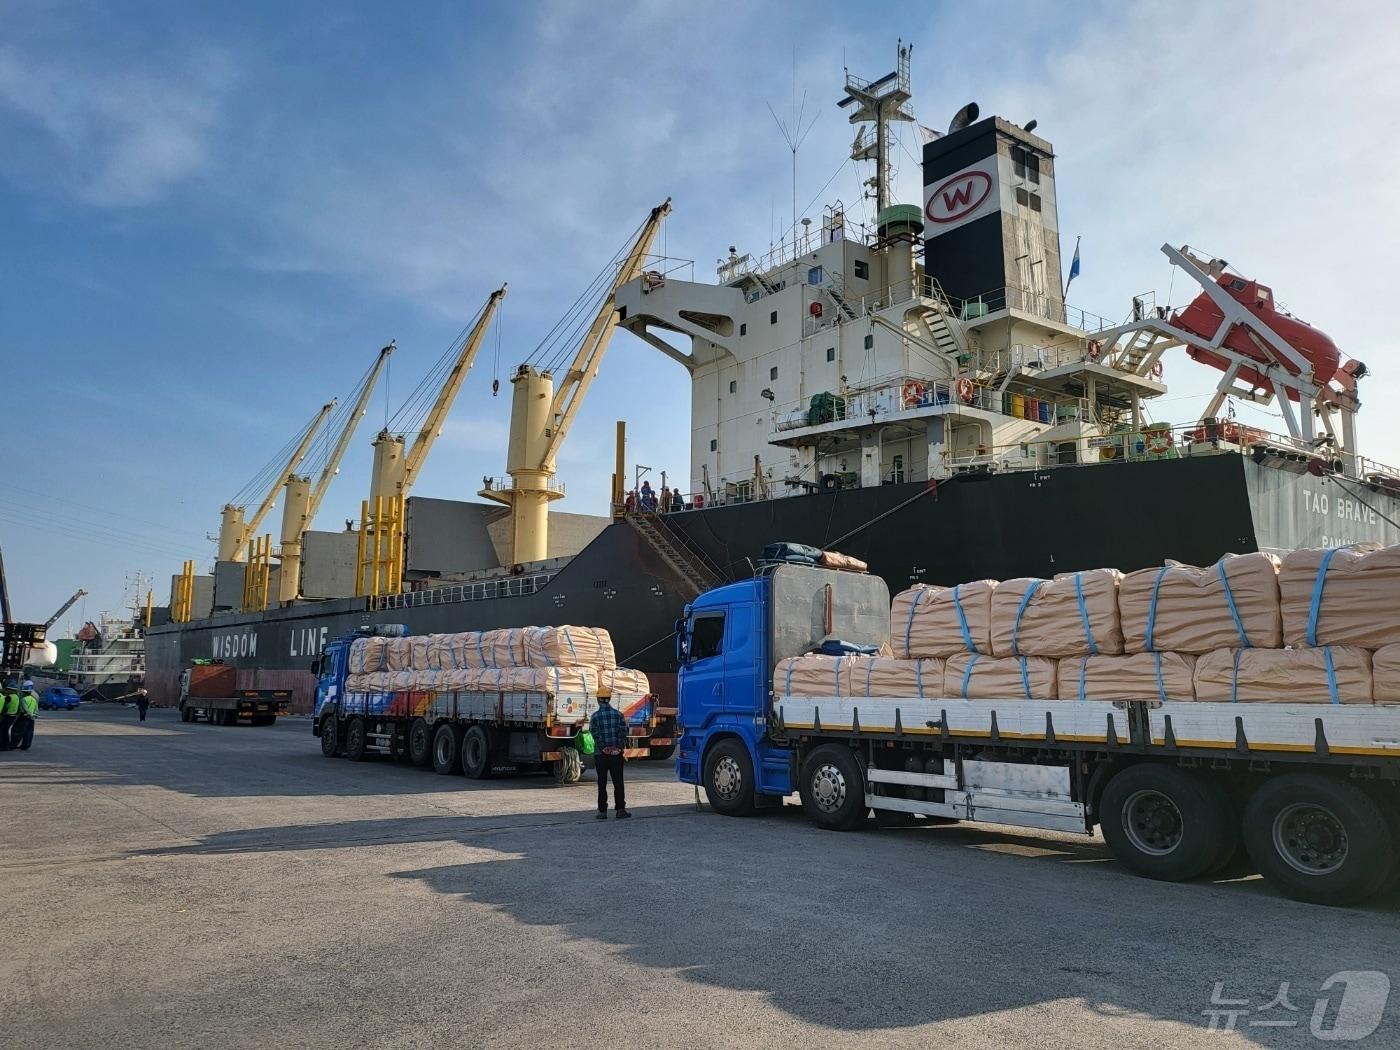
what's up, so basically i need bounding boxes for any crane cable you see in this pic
[227,408,323,508]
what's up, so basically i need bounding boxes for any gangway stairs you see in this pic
[626,512,724,597]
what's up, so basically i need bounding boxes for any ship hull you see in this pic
[145,455,1400,711]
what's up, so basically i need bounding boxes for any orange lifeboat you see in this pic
[1172,275,1340,401]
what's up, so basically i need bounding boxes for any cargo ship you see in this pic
[144,43,1400,727]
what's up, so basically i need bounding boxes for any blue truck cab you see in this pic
[674,560,891,813]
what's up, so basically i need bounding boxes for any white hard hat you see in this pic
[23,680,34,689]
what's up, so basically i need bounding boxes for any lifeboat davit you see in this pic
[1173,274,1341,401]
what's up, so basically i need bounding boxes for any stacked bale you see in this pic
[773,655,853,698]
[946,653,1058,700]
[1194,647,1373,704]
[990,569,1124,658]
[1374,645,1400,704]
[1279,545,1400,648]
[1058,653,1196,703]
[891,580,996,658]
[845,656,944,699]
[1119,553,1282,653]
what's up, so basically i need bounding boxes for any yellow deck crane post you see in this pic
[357,285,508,596]
[275,344,394,603]
[215,400,337,563]
[480,200,670,566]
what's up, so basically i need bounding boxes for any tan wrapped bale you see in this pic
[384,636,415,671]
[347,636,388,675]
[1120,553,1282,654]
[598,666,650,699]
[1057,653,1197,703]
[990,569,1124,658]
[523,625,617,670]
[892,581,996,658]
[773,655,854,698]
[944,653,1058,700]
[1193,646,1373,704]
[845,656,944,698]
[1280,545,1400,649]
[1372,644,1400,704]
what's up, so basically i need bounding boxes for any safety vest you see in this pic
[2,693,18,716]
[20,693,38,717]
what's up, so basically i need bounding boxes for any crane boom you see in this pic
[218,400,336,562]
[306,343,394,523]
[44,589,88,631]
[400,284,508,493]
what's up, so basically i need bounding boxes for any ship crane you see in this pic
[216,400,337,563]
[43,589,88,631]
[480,200,670,566]
[369,285,509,504]
[275,343,394,602]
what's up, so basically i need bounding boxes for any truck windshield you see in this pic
[691,614,725,660]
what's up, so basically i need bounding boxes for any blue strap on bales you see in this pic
[784,661,795,697]
[834,656,844,697]
[866,658,875,698]
[952,584,977,653]
[476,632,488,668]
[1154,651,1167,702]
[1077,657,1087,702]
[1011,581,1043,656]
[1307,548,1340,647]
[1324,646,1340,705]
[915,659,924,698]
[562,626,580,664]
[902,588,923,657]
[1231,649,1242,704]
[1216,560,1250,648]
[1074,572,1099,655]
[960,654,979,698]
[1018,656,1031,699]
[1144,565,1170,652]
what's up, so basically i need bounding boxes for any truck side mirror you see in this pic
[310,658,322,677]
[675,627,690,665]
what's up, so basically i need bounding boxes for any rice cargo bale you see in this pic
[772,655,855,698]
[1057,652,1196,703]
[944,653,1058,701]
[892,581,996,659]
[1193,646,1373,704]
[1280,544,1400,649]
[1119,553,1282,654]
[845,656,945,698]
[1373,644,1400,704]
[523,625,617,670]
[347,636,388,675]
[598,666,649,701]
[990,569,1124,658]
[384,636,416,671]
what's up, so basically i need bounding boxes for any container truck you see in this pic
[674,559,1400,905]
[178,661,291,726]
[312,625,659,783]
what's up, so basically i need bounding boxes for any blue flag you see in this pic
[1064,237,1081,296]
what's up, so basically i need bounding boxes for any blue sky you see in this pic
[3,0,1399,627]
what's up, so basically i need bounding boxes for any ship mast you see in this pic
[840,40,915,212]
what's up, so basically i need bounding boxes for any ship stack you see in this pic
[776,545,1400,704]
[346,626,649,705]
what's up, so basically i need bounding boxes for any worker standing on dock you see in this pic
[0,682,18,751]
[11,682,37,750]
[589,685,631,820]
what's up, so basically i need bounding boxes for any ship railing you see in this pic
[1360,456,1400,483]
[372,572,556,611]
[477,476,566,497]
[769,373,1005,437]
[956,284,1119,333]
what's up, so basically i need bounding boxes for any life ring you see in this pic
[1144,429,1172,455]
[955,377,975,404]
[1087,339,1102,361]
[1150,361,1164,380]
[901,380,926,408]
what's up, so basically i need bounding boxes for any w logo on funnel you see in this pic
[925,169,993,224]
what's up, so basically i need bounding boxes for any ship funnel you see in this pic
[947,102,980,135]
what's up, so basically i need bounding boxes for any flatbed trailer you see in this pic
[181,689,292,726]
[675,561,1400,905]
[312,626,657,784]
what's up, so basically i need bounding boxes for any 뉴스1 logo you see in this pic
[925,169,992,224]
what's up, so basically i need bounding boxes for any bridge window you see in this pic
[864,334,874,350]
[807,265,824,285]
[709,439,717,452]
[739,323,747,336]
[854,260,869,280]
[770,310,778,325]
[729,380,737,394]
[769,366,778,381]
[826,347,835,362]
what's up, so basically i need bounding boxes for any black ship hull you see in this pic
[144,454,1400,710]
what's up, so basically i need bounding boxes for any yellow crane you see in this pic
[356,285,507,597]
[276,343,394,602]
[480,199,670,565]
[216,400,336,563]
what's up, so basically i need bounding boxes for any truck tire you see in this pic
[432,724,462,776]
[461,725,494,779]
[1243,773,1395,906]
[647,741,677,761]
[552,746,583,785]
[703,739,756,816]
[799,745,867,831]
[1100,764,1228,882]
[344,717,368,761]
[320,716,340,757]
[408,718,433,768]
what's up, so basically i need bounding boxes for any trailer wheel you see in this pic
[1243,773,1394,906]
[319,716,340,757]
[799,745,867,831]
[461,725,494,779]
[432,724,462,775]
[344,717,368,761]
[1099,764,1223,882]
[647,741,677,762]
[702,739,756,816]
[552,746,583,785]
[408,718,433,768]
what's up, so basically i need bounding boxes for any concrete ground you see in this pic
[2,705,1397,1050]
